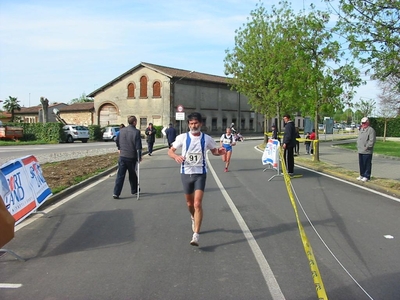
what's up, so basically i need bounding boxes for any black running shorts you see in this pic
[180,173,207,194]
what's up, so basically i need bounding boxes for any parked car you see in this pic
[63,125,89,143]
[318,124,324,131]
[344,125,354,132]
[102,126,120,142]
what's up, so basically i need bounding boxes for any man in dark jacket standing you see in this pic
[282,114,296,175]
[165,123,177,148]
[113,116,142,199]
[145,123,156,156]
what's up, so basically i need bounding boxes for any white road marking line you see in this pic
[207,151,286,300]
[384,235,394,239]
[0,283,23,289]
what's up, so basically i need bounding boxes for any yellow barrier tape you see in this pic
[278,147,328,300]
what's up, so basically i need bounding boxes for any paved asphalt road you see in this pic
[1,139,399,299]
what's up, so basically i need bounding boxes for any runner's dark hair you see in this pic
[187,112,203,123]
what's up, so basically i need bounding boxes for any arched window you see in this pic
[127,83,135,98]
[153,81,161,97]
[140,76,148,98]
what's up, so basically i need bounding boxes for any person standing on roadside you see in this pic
[295,127,301,155]
[220,127,236,172]
[145,123,156,156]
[304,132,311,154]
[271,124,280,143]
[309,129,316,154]
[115,123,125,138]
[357,117,376,182]
[168,112,226,247]
[165,123,177,148]
[282,114,297,175]
[113,116,142,199]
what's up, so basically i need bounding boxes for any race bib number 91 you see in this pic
[186,152,202,166]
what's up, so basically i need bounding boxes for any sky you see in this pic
[0,0,379,109]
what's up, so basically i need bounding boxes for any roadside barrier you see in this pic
[0,155,52,260]
[261,138,282,181]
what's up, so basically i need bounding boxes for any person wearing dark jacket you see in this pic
[271,124,280,142]
[295,127,301,155]
[165,123,177,148]
[145,123,156,156]
[113,116,142,199]
[282,114,296,175]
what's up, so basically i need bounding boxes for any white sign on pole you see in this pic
[176,112,185,121]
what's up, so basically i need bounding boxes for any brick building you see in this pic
[87,62,266,134]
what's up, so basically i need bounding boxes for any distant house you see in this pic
[87,62,265,134]
[0,111,12,123]
[14,103,68,123]
[12,102,95,126]
[56,102,95,126]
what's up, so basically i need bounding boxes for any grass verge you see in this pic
[335,140,400,158]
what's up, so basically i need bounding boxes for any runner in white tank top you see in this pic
[168,112,226,247]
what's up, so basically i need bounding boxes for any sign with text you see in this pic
[1,155,52,225]
[262,139,280,169]
[176,112,185,121]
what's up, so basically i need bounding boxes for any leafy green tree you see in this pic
[354,109,363,124]
[327,0,400,86]
[224,1,303,138]
[224,1,362,160]
[333,108,345,123]
[2,96,21,122]
[343,108,354,124]
[70,93,93,104]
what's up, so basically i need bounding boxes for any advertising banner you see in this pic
[1,155,52,225]
[262,139,280,169]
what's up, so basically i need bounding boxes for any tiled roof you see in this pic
[17,105,41,114]
[59,102,94,112]
[10,102,92,114]
[87,62,229,97]
[142,62,228,84]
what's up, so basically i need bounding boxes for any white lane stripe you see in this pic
[0,283,23,289]
[207,151,286,300]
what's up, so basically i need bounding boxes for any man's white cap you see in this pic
[361,117,369,123]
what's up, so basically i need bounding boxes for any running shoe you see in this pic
[224,168,228,172]
[361,177,369,182]
[190,233,199,246]
[356,176,363,180]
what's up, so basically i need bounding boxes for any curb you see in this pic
[39,146,168,208]
[40,165,119,209]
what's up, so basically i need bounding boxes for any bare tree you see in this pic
[354,98,376,118]
[378,77,400,116]
[40,97,49,123]
[378,79,399,141]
